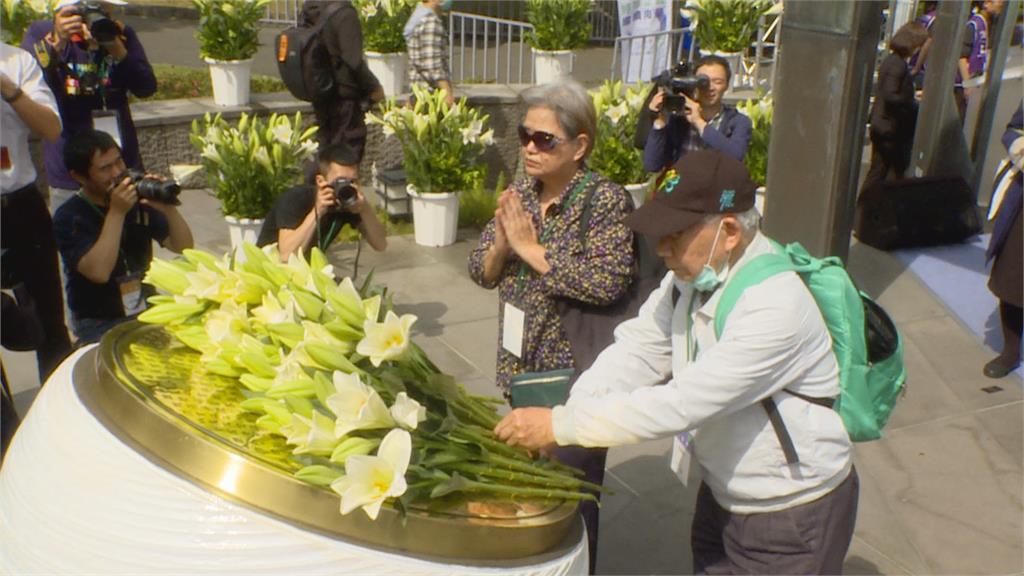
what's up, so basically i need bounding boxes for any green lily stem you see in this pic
[450,426,533,462]
[448,462,606,494]
[452,477,598,503]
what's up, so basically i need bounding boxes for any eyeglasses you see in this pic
[517,125,563,152]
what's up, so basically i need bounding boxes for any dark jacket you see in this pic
[300,0,379,100]
[638,104,752,172]
[870,52,917,142]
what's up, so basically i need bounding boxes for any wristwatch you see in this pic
[2,86,23,104]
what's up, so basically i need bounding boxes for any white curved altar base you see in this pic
[0,348,587,575]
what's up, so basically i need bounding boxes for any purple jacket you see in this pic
[21,20,156,189]
[955,13,988,87]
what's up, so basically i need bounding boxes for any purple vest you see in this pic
[956,13,988,87]
[908,11,936,72]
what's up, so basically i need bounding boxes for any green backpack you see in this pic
[713,240,906,463]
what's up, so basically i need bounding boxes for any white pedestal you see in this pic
[366,51,408,97]
[224,215,263,260]
[408,186,459,247]
[206,58,252,107]
[533,49,574,84]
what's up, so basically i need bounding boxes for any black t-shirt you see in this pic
[256,185,362,256]
[53,194,169,320]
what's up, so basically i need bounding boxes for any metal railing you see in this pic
[263,0,302,24]
[449,0,620,42]
[611,28,696,83]
[448,12,535,84]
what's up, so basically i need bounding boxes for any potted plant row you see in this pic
[526,0,591,84]
[354,0,415,97]
[193,0,270,107]
[190,111,319,252]
[588,80,652,206]
[367,85,494,247]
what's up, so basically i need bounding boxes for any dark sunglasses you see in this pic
[517,125,563,151]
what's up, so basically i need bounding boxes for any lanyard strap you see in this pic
[78,192,130,271]
[319,217,340,252]
[514,171,594,296]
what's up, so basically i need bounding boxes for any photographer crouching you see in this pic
[54,129,193,344]
[257,141,386,262]
[640,55,752,172]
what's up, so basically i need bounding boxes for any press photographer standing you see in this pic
[54,130,192,344]
[257,142,387,261]
[22,0,156,213]
[641,55,751,172]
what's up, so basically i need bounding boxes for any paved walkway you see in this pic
[7,183,1021,574]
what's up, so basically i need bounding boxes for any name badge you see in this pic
[92,110,123,149]
[502,302,525,358]
[117,272,146,317]
[669,431,694,486]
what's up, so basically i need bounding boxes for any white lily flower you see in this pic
[381,123,395,137]
[326,371,395,437]
[605,101,629,125]
[252,292,295,326]
[280,410,339,456]
[390,392,426,430]
[205,299,247,343]
[271,121,293,145]
[460,119,483,145]
[356,310,417,367]
[254,146,273,172]
[479,129,495,146]
[330,428,411,520]
[361,1,377,17]
[183,263,224,301]
[201,143,222,164]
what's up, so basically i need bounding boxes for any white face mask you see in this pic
[692,219,731,293]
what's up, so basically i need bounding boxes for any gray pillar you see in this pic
[908,0,972,181]
[762,0,885,261]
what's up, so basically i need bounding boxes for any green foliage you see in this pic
[525,0,591,51]
[189,111,319,218]
[684,0,773,54]
[367,85,492,194]
[459,172,505,230]
[133,64,285,102]
[193,0,270,61]
[1,0,52,45]
[736,93,772,186]
[353,0,415,54]
[588,80,650,186]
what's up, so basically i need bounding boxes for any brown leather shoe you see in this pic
[984,356,1020,379]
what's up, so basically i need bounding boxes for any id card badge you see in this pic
[92,110,123,148]
[502,302,525,358]
[117,272,146,317]
[669,431,694,486]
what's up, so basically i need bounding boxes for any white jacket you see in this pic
[552,233,853,513]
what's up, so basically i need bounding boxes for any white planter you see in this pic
[224,215,264,259]
[625,182,649,208]
[407,186,459,247]
[755,185,766,216]
[365,51,407,97]
[710,51,745,90]
[533,49,574,84]
[205,58,252,107]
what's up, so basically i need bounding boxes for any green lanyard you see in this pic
[513,171,594,296]
[319,218,340,252]
[78,192,131,272]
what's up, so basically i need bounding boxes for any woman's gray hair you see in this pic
[519,79,596,159]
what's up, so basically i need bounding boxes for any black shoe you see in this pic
[983,356,1020,378]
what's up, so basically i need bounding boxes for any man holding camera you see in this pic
[22,0,156,213]
[257,141,386,261]
[53,129,192,344]
[641,55,752,172]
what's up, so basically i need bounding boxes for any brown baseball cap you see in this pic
[624,149,757,238]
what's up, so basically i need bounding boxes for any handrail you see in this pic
[448,11,534,84]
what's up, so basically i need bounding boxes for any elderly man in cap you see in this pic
[495,149,858,574]
[22,0,156,214]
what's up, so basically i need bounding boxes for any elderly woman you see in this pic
[468,79,635,571]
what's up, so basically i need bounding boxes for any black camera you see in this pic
[68,2,121,44]
[329,177,358,209]
[120,169,181,205]
[653,62,710,116]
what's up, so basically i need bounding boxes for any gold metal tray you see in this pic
[75,322,581,563]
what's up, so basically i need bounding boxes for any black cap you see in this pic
[624,149,756,238]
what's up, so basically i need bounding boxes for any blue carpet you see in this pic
[893,234,1022,378]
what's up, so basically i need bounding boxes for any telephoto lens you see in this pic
[120,169,182,205]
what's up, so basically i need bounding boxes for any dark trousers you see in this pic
[861,132,911,196]
[692,468,859,575]
[313,98,367,160]
[551,445,607,574]
[0,184,71,381]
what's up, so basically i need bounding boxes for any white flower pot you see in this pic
[407,186,459,247]
[755,185,766,216]
[365,51,407,97]
[710,51,745,90]
[205,58,252,107]
[533,49,574,84]
[224,215,264,260]
[625,182,649,208]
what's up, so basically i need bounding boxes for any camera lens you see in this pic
[330,178,357,208]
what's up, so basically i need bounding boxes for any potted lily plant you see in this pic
[737,93,772,213]
[189,111,319,251]
[353,0,415,97]
[525,0,591,84]
[683,0,774,89]
[1,0,51,44]
[367,85,493,247]
[193,0,270,106]
[588,80,651,207]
